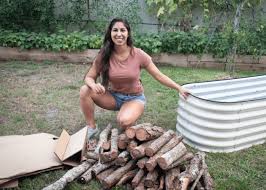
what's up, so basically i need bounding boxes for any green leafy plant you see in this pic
[0,28,265,57]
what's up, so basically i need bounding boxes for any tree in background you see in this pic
[144,0,263,75]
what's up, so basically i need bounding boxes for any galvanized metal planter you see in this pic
[176,75,266,152]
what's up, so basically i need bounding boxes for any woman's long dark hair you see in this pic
[101,18,133,86]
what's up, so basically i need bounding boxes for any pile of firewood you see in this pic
[43,123,214,190]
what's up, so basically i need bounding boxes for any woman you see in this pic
[80,18,189,138]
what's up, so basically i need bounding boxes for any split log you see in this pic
[115,150,130,166]
[118,133,129,149]
[145,135,183,172]
[42,159,95,190]
[164,152,194,170]
[125,123,153,139]
[96,168,115,184]
[132,169,145,188]
[135,125,164,141]
[95,123,112,153]
[165,167,180,190]
[157,142,187,170]
[179,153,203,190]
[86,151,99,160]
[144,170,159,188]
[116,169,138,186]
[137,157,149,169]
[99,128,119,163]
[130,139,155,159]
[145,130,176,157]
[102,160,135,189]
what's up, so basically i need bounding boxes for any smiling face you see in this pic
[111,22,129,47]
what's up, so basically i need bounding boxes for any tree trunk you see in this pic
[226,0,247,75]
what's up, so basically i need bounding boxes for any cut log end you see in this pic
[145,147,154,157]
[156,157,167,170]
[135,128,147,141]
[125,128,136,139]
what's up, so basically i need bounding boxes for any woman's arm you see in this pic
[84,62,105,94]
[144,61,189,99]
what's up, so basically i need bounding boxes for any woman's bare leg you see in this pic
[80,85,116,128]
[116,100,145,129]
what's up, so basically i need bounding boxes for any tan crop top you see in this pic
[94,47,152,94]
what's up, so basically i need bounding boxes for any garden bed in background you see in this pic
[0,47,266,71]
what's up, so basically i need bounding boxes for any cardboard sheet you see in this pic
[55,127,87,166]
[0,133,62,179]
[0,127,87,182]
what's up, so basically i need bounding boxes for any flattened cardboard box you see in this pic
[54,127,87,166]
[0,127,87,187]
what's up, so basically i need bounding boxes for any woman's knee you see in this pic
[117,115,134,129]
[80,85,91,99]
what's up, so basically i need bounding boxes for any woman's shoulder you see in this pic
[132,47,150,58]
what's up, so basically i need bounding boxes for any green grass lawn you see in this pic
[0,61,265,190]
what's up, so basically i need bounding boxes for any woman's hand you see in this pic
[90,83,106,94]
[179,86,190,99]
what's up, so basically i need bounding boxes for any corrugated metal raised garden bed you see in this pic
[176,75,266,152]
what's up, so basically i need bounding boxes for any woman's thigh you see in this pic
[91,91,117,110]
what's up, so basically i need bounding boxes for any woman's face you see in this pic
[111,22,128,46]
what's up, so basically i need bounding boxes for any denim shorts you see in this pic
[110,91,146,110]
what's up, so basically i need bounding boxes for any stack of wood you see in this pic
[43,123,214,190]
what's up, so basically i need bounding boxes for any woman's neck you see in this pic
[114,45,130,55]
